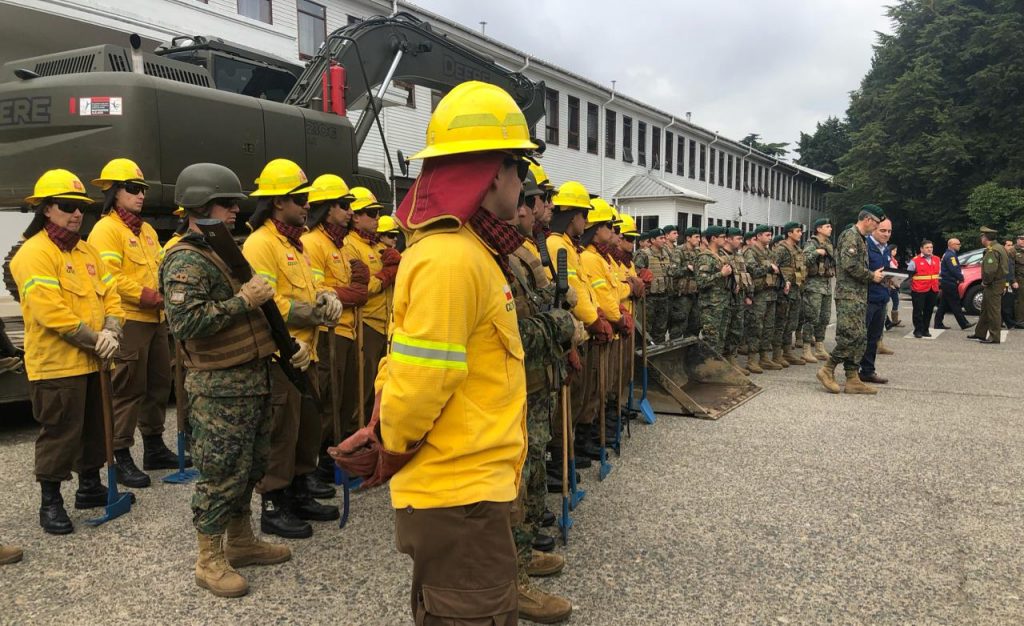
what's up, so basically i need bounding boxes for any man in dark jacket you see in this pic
[858,218,892,385]
[933,238,972,330]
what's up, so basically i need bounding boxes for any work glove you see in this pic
[638,268,654,287]
[565,284,578,309]
[615,306,635,335]
[587,309,614,344]
[570,317,590,348]
[315,290,344,324]
[95,329,119,360]
[380,247,402,267]
[289,339,311,372]
[375,264,399,289]
[334,260,370,306]
[328,392,425,489]
[139,287,164,309]
[103,316,123,341]
[627,276,645,298]
[567,347,583,372]
[238,275,274,310]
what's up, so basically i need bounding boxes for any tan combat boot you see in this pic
[737,344,748,356]
[784,347,806,366]
[527,550,565,577]
[877,340,894,355]
[813,341,829,361]
[801,343,818,364]
[844,373,878,395]
[816,363,840,394]
[759,352,782,370]
[726,355,749,375]
[745,354,763,374]
[224,514,291,568]
[518,582,573,624]
[196,532,249,598]
[0,544,24,565]
[772,347,789,368]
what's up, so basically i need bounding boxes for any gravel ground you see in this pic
[1,320,1021,625]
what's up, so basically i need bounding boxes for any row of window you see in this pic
[544,87,824,210]
[633,213,817,240]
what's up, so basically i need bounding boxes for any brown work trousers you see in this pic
[975,281,1006,342]
[573,341,601,426]
[315,332,357,444]
[255,365,321,493]
[396,501,518,625]
[30,373,106,482]
[349,325,386,430]
[111,320,171,449]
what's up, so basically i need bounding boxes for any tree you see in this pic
[795,117,850,175]
[739,133,789,158]
[945,182,1024,248]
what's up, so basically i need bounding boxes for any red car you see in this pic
[956,248,985,315]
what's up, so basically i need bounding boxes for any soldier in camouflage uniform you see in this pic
[817,205,886,394]
[744,226,782,372]
[802,218,835,362]
[668,227,701,339]
[695,226,733,354]
[772,222,809,366]
[634,228,671,343]
[508,184,578,622]
[161,164,292,598]
[722,228,752,372]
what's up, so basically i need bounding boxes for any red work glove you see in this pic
[615,306,635,334]
[380,247,402,267]
[627,276,645,298]
[375,264,399,289]
[587,309,614,344]
[638,268,654,287]
[327,392,424,489]
[567,347,582,372]
[139,287,164,309]
[349,259,370,285]
[334,260,370,306]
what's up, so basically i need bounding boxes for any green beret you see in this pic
[980,226,999,236]
[641,228,663,240]
[662,225,677,234]
[523,171,543,197]
[743,231,756,241]
[684,227,700,236]
[726,227,742,237]
[755,224,773,235]
[704,225,725,238]
[771,234,783,245]
[782,221,802,233]
[813,218,831,229]
[860,204,886,220]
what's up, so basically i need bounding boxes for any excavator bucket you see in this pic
[636,336,762,420]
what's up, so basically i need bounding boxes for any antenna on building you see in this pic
[611,80,617,92]
[685,111,692,122]
[479,21,487,35]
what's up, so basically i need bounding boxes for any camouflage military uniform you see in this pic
[668,245,699,339]
[695,248,731,354]
[772,240,807,349]
[161,233,273,535]
[724,249,752,357]
[802,235,835,344]
[634,246,671,342]
[743,244,777,354]
[508,243,576,583]
[829,227,874,374]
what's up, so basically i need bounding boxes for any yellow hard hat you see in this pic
[91,158,147,190]
[350,187,384,212]
[250,158,314,197]
[619,214,638,236]
[528,162,554,191]
[551,181,591,211]
[377,214,400,233]
[308,174,355,204]
[25,169,95,205]
[587,197,617,225]
[173,206,186,217]
[410,81,538,160]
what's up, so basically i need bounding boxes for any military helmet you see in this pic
[174,163,247,210]
[523,170,543,198]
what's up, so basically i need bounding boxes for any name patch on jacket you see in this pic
[503,284,514,312]
[286,253,298,265]
[86,263,96,276]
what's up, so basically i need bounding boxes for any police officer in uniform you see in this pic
[968,227,1010,344]
[11,169,124,535]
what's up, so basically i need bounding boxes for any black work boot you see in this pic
[315,446,335,484]
[114,448,151,488]
[39,481,73,535]
[304,472,336,500]
[532,532,555,552]
[291,475,339,521]
[574,424,603,461]
[260,490,312,539]
[74,469,107,509]
[142,434,188,470]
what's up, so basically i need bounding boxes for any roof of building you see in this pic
[786,162,833,182]
[614,174,716,203]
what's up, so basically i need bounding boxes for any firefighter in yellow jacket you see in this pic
[330,81,536,624]
[88,158,180,489]
[11,169,125,534]
[242,158,343,538]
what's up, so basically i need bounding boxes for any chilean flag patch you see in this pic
[503,284,513,301]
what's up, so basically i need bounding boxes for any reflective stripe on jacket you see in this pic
[302,226,356,340]
[87,212,162,323]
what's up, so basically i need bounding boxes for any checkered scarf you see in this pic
[593,242,615,263]
[322,222,348,248]
[44,222,80,252]
[114,206,143,236]
[272,218,304,253]
[355,228,379,246]
[469,208,524,281]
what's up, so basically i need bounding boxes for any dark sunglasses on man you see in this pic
[502,157,530,182]
[55,201,89,214]
[359,207,382,219]
[120,182,148,195]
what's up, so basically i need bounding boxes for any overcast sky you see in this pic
[410,0,893,158]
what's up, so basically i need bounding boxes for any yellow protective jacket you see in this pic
[158,233,184,264]
[615,258,636,314]
[342,232,388,335]
[11,231,125,381]
[380,224,527,510]
[546,233,599,325]
[302,226,357,340]
[87,212,162,323]
[581,245,622,322]
[242,222,322,361]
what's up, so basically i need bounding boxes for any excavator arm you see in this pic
[285,12,545,151]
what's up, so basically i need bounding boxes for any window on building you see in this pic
[698,143,706,181]
[297,0,325,58]
[238,0,272,23]
[652,126,661,170]
[586,102,599,155]
[742,161,749,191]
[622,116,633,163]
[544,88,560,145]
[687,139,695,179]
[637,215,660,232]
[691,214,702,229]
[605,109,616,159]
[718,151,725,186]
[709,147,716,184]
[726,154,734,189]
[716,218,723,226]
[430,89,445,112]
[665,131,674,173]
[392,80,415,108]
[567,95,580,150]
[677,211,688,228]
[638,121,647,167]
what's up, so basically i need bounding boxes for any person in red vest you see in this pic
[907,240,940,338]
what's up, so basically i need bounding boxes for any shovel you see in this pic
[566,385,585,510]
[163,346,199,485]
[597,343,613,481]
[557,383,572,545]
[637,296,657,424]
[86,360,135,526]
[325,324,350,528]
[611,337,623,456]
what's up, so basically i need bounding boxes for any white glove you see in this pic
[95,329,119,360]
[289,339,311,372]
[316,290,343,323]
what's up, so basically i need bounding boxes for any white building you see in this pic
[1,0,831,233]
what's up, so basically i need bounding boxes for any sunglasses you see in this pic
[288,193,309,206]
[212,198,239,209]
[55,201,88,214]
[503,157,530,181]
[120,182,147,195]
[524,195,537,209]
[542,190,554,203]
[359,207,381,219]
